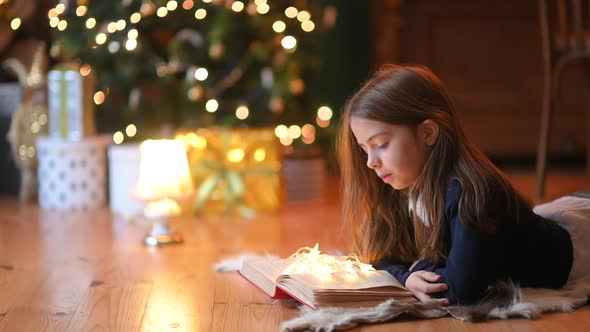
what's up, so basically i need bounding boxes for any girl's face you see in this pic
[350,116,436,190]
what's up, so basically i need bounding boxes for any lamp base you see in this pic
[143,220,183,246]
[144,232,183,246]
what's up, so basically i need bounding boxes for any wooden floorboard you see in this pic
[0,169,587,331]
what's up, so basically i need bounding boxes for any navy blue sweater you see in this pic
[376,180,573,305]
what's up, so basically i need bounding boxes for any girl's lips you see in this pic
[381,174,391,182]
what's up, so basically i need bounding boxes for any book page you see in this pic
[287,270,406,291]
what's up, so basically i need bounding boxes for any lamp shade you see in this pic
[134,139,194,202]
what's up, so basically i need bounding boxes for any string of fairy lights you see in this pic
[38,0,335,146]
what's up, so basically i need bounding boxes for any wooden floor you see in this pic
[0,168,589,331]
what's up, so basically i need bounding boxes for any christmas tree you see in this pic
[50,0,337,148]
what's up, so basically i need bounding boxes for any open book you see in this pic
[238,255,415,310]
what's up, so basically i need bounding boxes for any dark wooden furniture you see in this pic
[371,0,587,169]
[536,0,590,201]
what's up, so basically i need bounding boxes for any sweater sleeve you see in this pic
[374,258,414,286]
[409,180,502,305]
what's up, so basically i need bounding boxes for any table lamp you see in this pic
[134,139,194,246]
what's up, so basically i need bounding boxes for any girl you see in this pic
[337,64,590,306]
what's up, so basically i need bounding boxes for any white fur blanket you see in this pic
[215,254,590,332]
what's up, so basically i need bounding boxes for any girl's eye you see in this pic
[377,142,389,149]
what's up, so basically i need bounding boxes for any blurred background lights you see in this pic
[232,1,244,12]
[167,1,178,11]
[113,131,124,144]
[297,10,311,22]
[194,67,208,81]
[94,91,105,105]
[195,9,207,19]
[96,33,107,44]
[274,125,288,138]
[205,99,218,112]
[125,39,137,51]
[227,148,245,163]
[285,6,298,18]
[86,18,96,29]
[10,18,21,30]
[236,105,249,119]
[76,6,88,17]
[126,124,137,137]
[301,20,315,32]
[281,35,297,50]
[254,148,266,162]
[317,106,333,121]
[272,20,286,33]
[288,125,302,139]
[128,29,138,39]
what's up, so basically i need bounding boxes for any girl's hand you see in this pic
[405,271,450,306]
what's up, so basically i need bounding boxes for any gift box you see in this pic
[37,135,110,210]
[176,127,281,217]
[107,143,146,218]
[47,63,96,141]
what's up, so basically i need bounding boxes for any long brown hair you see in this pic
[337,64,525,265]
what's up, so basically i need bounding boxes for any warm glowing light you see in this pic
[254,148,266,162]
[279,136,293,146]
[96,33,107,45]
[194,67,208,81]
[232,1,244,12]
[157,7,168,17]
[255,0,267,4]
[274,124,288,138]
[297,10,311,22]
[282,244,376,277]
[56,4,65,15]
[226,148,245,163]
[130,12,141,23]
[188,86,204,101]
[302,135,315,144]
[94,91,105,105]
[10,18,21,30]
[205,99,218,112]
[76,6,87,17]
[50,17,59,28]
[80,64,92,76]
[31,122,40,134]
[27,146,35,158]
[285,6,298,18]
[126,39,138,51]
[257,3,269,14]
[167,0,178,11]
[272,20,286,33]
[195,8,207,19]
[113,131,124,144]
[39,114,48,125]
[301,20,315,32]
[116,19,126,30]
[48,9,57,19]
[107,22,117,33]
[126,124,137,137]
[302,124,315,138]
[128,29,139,39]
[183,0,194,10]
[281,35,297,50]
[288,125,302,139]
[57,20,67,31]
[86,18,96,29]
[316,117,330,128]
[317,106,333,121]
[202,0,212,2]
[236,105,249,119]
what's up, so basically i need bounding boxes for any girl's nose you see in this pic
[366,152,380,169]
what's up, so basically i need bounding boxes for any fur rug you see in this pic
[215,254,590,332]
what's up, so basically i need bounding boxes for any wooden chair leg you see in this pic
[536,78,554,202]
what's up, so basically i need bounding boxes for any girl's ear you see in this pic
[419,119,439,146]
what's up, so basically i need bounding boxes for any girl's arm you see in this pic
[374,259,413,286]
